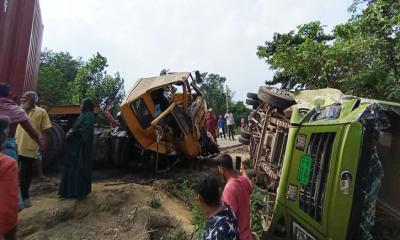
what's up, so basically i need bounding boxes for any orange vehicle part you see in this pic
[47,105,100,115]
[120,72,206,157]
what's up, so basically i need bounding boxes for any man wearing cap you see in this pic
[215,154,253,240]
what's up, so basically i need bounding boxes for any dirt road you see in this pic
[17,137,248,240]
[19,181,193,240]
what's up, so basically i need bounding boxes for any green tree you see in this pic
[37,49,82,105]
[199,72,250,124]
[70,53,125,114]
[257,21,335,90]
[229,101,250,126]
[199,73,233,116]
[38,50,125,114]
[257,0,400,101]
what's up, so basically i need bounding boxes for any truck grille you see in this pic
[299,132,336,222]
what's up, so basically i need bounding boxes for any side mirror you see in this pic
[194,71,203,84]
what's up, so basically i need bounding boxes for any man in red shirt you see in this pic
[0,116,19,240]
[214,154,253,240]
[205,108,217,141]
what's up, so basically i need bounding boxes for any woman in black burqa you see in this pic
[59,98,95,198]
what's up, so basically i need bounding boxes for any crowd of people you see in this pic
[205,108,247,142]
[0,83,95,240]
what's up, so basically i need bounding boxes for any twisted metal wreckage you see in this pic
[44,71,219,172]
[242,87,400,240]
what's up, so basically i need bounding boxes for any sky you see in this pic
[40,0,353,102]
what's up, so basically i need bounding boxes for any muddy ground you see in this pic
[17,139,248,240]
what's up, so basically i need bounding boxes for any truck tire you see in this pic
[247,92,258,101]
[94,128,112,166]
[258,86,295,109]
[42,122,65,170]
[240,130,251,140]
[111,130,136,167]
[239,136,250,145]
[246,98,259,107]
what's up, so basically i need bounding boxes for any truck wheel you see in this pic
[240,130,251,140]
[111,130,136,167]
[94,128,112,166]
[239,136,250,145]
[42,122,65,170]
[247,92,258,101]
[246,98,259,107]
[258,86,295,109]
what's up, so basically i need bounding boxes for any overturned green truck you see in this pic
[244,88,400,240]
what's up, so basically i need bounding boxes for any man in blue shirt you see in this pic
[217,115,226,139]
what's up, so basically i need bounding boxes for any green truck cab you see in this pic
[245,88,399,240]
[267,89,400,240]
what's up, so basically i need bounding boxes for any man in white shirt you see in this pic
[224,112,235,140]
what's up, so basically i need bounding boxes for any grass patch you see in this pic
[251,186,268,237]
[174,175,268,238]
[176,180,205,238]
[148,193,161,209]
[159,169,268,239]
[244,158,268,237]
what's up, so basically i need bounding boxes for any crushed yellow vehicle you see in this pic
[120,71,218,160]
[42,71,219,171]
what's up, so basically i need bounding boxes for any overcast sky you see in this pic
[40,0,353,101]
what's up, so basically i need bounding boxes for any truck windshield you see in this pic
[309,104,341,122]
[173,105,192,134]
[131,98,154,129]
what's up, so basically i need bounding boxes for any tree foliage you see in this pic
[257,0,400,101]
[38,50,125,114]
[199,73,230,116]
[70,53,125,113]
[37,49,82,105]
[199,72,250,124]
[229,100,249,126]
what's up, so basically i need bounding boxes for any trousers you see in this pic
[19,156,35,200]
[218,127,226,139]
[227,125,235,140]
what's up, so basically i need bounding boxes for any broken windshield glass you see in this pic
[309,104,341,121]
[131,98,154,129]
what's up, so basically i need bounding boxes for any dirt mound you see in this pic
[18,183,193,240]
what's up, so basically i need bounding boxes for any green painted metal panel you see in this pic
[270,122,364,240]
